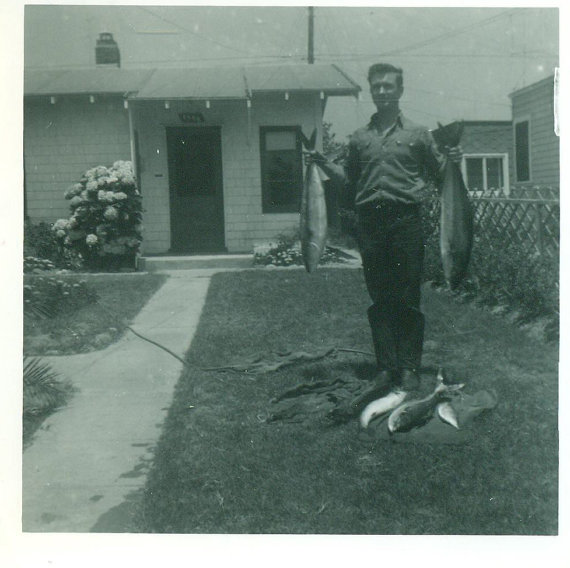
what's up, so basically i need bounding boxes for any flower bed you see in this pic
[253,234,352,268]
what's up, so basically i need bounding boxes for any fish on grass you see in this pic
[300,129,328,273]
[387,369,464,433]
[436,401,460,429]
[432,121,474,290]
[360,390,408,428]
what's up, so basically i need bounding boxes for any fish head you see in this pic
[387,404,410,433]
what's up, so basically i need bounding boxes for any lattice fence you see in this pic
[425,185,560,259]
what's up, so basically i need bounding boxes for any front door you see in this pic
[166,126,225,253]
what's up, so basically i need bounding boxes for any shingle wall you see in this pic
[511,78,559,186]
[24,96,132,222]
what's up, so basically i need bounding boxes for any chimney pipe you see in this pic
[96,32,120,68]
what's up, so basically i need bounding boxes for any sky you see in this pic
[23,4,559,140]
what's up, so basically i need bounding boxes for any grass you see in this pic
[24,273,168,355]
[133,268,558,535]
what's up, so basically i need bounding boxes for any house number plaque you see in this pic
[179,112,205,124]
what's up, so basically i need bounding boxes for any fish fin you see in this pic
[300,129,317,151]
[436,367,446,384]
[300,130,312,150]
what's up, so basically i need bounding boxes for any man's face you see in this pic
[369,72,403,110]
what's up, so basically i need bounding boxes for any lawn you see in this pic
[134,268,558,535]
[24,273,168,355]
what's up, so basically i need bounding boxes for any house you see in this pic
[459,121,512,194]
[24,34,361,254]
[454,74,559,195]
[508,75,559,189]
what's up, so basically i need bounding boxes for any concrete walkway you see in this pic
[22,269,221,533]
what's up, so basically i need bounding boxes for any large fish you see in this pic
[432,121,474,290]
[300,129,328,273]
[387,369,464,433]
[360,389,408,428]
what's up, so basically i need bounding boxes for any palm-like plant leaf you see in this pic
[23,356,72,416]
[24,297,56,320]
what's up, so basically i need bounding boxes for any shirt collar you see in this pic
[369,111,404,131]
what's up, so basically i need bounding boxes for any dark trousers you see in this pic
[357,203,425,373]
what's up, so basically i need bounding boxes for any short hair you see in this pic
[367,63,403,88]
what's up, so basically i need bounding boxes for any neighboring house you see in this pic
[509,75,559,188]
[459,121,512,194]
[24,35,360,254]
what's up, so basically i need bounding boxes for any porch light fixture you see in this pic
[285,92,289,101]
[89,95,95,104]
[205,100,210,109]
[320,91,325,100]
[123,100,129,109]
[247,99,252,109]
[50,96,56,105]
[164,101,170,110]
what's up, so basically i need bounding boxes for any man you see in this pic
[309,63,461,411]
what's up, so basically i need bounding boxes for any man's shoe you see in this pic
[349,370,395,415]
[400,368,421,392]
[328,370,396,424]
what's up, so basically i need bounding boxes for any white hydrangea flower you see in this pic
[52,218,69,231]
[86,234,98,246]
[64,183,83,199]
[86,180,98,192]
[114,192,128,200]
[104,206,119,221]
[70,196,82,207]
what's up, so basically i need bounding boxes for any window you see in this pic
[462,154,509,192]
[514,119,530,182]
[260,126,303,213]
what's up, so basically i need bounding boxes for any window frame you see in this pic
[513,116,532,183]
[461,152,510,194]
[259,125,304,214]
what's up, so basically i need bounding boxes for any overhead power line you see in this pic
[377,9,518,57]
[137,6,256,56]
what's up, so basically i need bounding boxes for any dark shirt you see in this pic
[343,112,447,210]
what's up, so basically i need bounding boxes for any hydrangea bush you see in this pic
[53,161,142,270]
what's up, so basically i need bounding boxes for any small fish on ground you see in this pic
[387,369,464,433]
[360,390,408,428]
[436,401,460,429]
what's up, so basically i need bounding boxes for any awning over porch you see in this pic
[24,64,361,100]
[24,68,154,96]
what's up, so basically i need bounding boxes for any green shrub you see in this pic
[24,275,98,320]
[24,220,82,270]
[53,161,142,271]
